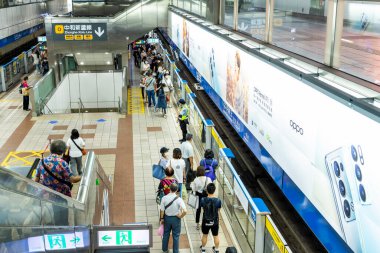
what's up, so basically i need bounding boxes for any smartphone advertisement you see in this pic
[168,12,380,253]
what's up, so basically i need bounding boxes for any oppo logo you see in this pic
[290,120,303,135]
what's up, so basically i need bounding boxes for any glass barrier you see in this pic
[0,43,39,92]
[30,68,56,116]
[187,93,207,156]
[237,0,266,40]
[0,151,111,240]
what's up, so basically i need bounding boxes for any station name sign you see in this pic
[52,23,107,41]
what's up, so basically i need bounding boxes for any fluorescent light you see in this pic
[80,62,84,65]
[76,52,81,55]
[107,61,111,64]
[105,52,109,54]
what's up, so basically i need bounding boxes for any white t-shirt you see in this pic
[160,193,187,216]
[167,158,186,183]
[67,137,85,158]
[191,176,212,193]
[180,141,194,159]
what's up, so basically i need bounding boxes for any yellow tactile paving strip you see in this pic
[127,87,145,115]
[1,150,45,167]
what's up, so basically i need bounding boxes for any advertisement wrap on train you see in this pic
[167,11,380,253]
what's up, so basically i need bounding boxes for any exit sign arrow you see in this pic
[95,27,104,37]
[70,237,80,244]
[102,235,112,242]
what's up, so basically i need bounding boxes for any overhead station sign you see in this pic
[52,23,107,41]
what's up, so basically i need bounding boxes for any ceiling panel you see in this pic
[74,53,113,66]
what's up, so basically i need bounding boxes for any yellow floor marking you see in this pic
[127,87,145,115]
[1,150,46,167]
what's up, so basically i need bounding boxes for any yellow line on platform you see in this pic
[1,150,45,167]
[127,87,145,115]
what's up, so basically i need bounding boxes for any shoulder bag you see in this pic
[71,138,87,155]
[41,158,73,190]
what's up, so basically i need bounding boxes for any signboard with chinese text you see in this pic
[52,23,107,41]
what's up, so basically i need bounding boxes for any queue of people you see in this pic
[155,135,224,252]
[135,41,173,118]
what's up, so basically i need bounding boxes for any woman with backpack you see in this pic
[190,166,212,230]
[157,167,178,204]
[200,149,219,182]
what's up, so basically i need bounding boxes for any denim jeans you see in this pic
[146,90,156,107]
[178,183,183,198]
[70,157,83,175]
[162,215,181,253]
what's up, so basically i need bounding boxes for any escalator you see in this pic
[0,151,117,253]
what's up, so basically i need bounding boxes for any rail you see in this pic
[168,59,292,253]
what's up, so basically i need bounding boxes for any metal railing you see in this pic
[0,151,112,238]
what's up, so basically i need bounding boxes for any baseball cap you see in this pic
[160,147,169,153]
[178,98,186,104]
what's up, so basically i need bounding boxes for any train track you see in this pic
[157,31,327,253]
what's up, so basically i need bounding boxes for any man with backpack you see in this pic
[160,183,187,253]
[200,183,222,253]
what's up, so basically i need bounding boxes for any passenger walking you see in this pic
[156,82,168,118]
[178,98,189,142]
[161,73,172,107]
[200,183,222,253]
[140,75,147,102]
[66,129,86,176]
[21,76,31,111]
[159,147,170,168]
[181,133,195,189]
[190,166,212,230]
[34,140,81,225]
[200,149,219,182]
[145,72,156,107]
[41,58,49,75]
[166,148,186,197]
[160,183,187,253]
[157,167,178,204]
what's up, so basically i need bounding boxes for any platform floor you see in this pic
[0,69,239,252]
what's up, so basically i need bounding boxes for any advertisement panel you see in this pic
[168,12,380,253]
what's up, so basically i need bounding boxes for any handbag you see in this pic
[152,164,165,180]
[71,138,87,155]
[41,158,73,190]
[187,192,199,209]
[62,148,70,163]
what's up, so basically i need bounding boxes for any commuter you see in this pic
[140,58,150,75]
[200,183,222,253]
[140,75,147,102]
[145,72,156,107]
[66,129,86,176]
[157,167,178,204]
[181,133,195,189]
[200,149,219,182]
[225,247,237,253]
[160,183,187,253]
[20,76,31,111]
[140,49,147,60]
[155,82,168,118]
[161,73,173,107]
[41,58,49,75]
[166,148,186,197]
[190,166,212,230]
[34,140,81,225]
[159,147,170,168]
[178,98,189,143]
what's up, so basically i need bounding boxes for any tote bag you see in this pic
[187,192,199,209]
[152,164,165,180]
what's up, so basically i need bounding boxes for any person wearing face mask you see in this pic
[161,72,173,107]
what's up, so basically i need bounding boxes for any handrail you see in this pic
[39,97,53,114]
[0,150,110,227]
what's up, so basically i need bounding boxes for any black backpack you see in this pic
[19,84,23,94]
[203,198,217,226]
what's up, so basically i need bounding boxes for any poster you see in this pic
[169,11,380,253]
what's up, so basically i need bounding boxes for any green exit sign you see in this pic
[98,230,149,247]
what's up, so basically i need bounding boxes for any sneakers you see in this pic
[212,246,219,253]
[200,246,206,253]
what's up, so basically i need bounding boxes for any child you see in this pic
[159,147,169,168]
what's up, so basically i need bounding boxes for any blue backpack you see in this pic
[202,159,216,181]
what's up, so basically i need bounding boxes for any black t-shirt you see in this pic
[201,197,222,223]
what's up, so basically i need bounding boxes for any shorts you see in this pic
[201,222,219,236]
